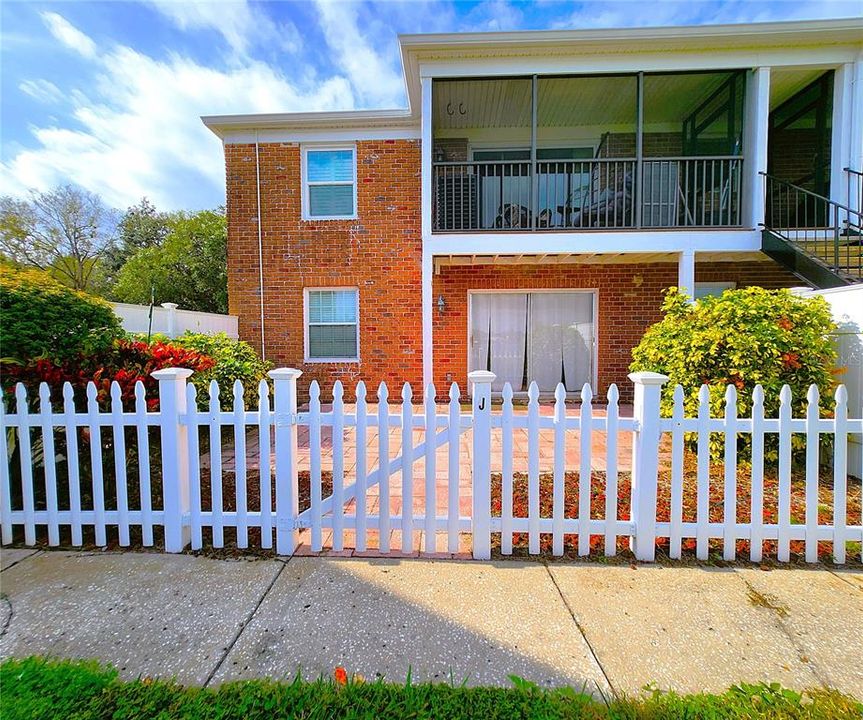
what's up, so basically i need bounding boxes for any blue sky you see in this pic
[1,0,860,212]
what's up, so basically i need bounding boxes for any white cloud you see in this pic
[41,11,98,58]
[1,15,356,210]
[19,79,65,105]
[313,0,405,108]
[145,0,301,56]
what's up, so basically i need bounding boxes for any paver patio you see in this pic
[200,401,643,556]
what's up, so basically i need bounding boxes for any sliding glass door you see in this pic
[469,291,595,393]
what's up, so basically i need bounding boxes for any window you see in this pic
[305,289,359,361]
[302,146,356,219]
[694,281,735,300]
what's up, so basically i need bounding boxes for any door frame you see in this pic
[466,288,599,396]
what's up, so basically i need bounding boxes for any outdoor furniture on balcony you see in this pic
[432,156,743,232]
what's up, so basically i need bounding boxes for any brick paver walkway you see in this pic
[199,402,641,556]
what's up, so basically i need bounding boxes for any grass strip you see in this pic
[2,656,862,719]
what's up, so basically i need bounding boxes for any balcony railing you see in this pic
[432,156,743,232]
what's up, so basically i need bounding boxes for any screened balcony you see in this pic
[431,72,745,232]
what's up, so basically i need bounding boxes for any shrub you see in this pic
[630,287,837,460]
[0,265,122,362]
[171,332,271,408]
[1,339,215,411]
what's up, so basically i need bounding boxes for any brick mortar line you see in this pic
[543,563,615,697]
[203,557,290,688]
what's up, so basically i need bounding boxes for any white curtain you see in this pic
[471,292,594,394]
[470,293,528,392]
[469,294,492,377]
[528,293,593,392]
[489,293,528,392]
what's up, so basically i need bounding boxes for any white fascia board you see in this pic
[398,18,863,50]
[201,108,417,139]
[221,126,420,144]
[424,230,762,256]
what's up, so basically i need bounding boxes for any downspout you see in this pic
[254,130,266,360]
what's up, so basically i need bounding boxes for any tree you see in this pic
[112,209,227,313]
[104,197,170,274]
[0,185,117,293]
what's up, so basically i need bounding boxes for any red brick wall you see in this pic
[225,140,423,397]
[225,138,801,402]
[431,260,800,400]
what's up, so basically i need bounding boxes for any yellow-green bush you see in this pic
[0,265,122,362]
[630,287,837,460]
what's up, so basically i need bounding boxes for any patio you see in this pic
[201,401,641,556]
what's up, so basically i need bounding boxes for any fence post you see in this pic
[469,370,495,560]
[161,302,179,338]
[628,371,669,562]
[152,367,194,552]
[270,368,302,556]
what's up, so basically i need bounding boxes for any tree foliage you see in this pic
[630,287,837,460]
[0,264,122,362]
[0,185,117,293]
[112,209,227,313]
[104,197,170,274]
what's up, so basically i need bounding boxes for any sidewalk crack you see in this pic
[203,558,289,687]
[544,563,615,696]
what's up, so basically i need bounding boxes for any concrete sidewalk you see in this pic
[1,548,861,699]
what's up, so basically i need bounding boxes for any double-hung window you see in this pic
[302,146,357,220]
[305,288,359,361]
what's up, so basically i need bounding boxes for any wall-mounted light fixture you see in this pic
[437,295,446,314]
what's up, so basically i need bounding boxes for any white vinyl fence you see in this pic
[112,302,238,338]
[1,369,861,563]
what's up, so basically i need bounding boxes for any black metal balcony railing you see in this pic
[763,173,863,283]
[432,156,743,232]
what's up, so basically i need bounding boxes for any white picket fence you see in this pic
[1,369,861,564]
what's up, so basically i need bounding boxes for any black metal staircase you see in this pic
[761,172,862,288]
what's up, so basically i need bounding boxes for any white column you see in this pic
[152,367,193,552]
[830,63,853,206]
[421,75,434,390]
[269,368,302,556]
[420,76,432,239]
[469,370,495,560]
[851,57,863,176]
[161,302,179,338]
[678,249,695,301]
[628,371,669,562]
[422,248,434,390]
[742,67,770,229]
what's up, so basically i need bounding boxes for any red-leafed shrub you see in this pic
[1,339,214,411]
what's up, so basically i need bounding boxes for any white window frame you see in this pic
[694,281,736,299]
[301,144,358,221]
[303,287,360,363]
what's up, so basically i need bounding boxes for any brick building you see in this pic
[204,20,863,400]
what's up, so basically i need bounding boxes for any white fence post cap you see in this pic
[628,371,670,386]
[151,367,195,380]
[467,370,496,384]
[160,302,179,310]
[268,368,303,380]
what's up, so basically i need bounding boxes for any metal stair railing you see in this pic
[761,172,862,283]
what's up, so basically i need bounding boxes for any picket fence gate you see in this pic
[1,368,861,564]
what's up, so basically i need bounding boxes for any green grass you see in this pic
[2,657,861,719]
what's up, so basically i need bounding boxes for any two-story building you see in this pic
[203,19,863,399]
